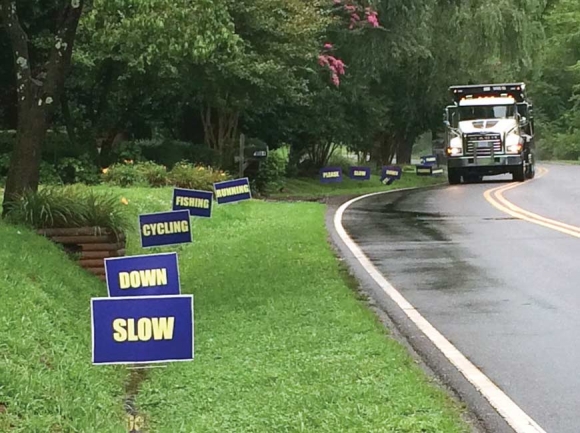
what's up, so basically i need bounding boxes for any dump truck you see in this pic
[443,82,536,184]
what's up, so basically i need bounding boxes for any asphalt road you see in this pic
[340,163,580,433]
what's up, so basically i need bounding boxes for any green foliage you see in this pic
[327,152,356,174]
[167,162,230,190]
[3,186,133,233]
[136,161,169,187]
[252,151,287,194]
[102,162,148,187]
[0,223,127,432]
[56,155,101,185]
[39,161,63,185]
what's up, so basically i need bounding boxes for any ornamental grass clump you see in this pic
[3,186,132,233]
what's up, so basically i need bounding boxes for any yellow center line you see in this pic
[483,167,580,238]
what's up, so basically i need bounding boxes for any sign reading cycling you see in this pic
[139,210,192,248]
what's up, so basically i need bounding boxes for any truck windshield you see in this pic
[458,105,515,121]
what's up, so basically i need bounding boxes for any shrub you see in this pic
[168,162,230,190]
[327,152,357,174]
[39,161,63,185]
[102,161,148,187]
[135,161,168,187]
[3,186,132,233]
[253,151,287,194]
[56,155,101,185]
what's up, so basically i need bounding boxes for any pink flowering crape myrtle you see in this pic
[319,1,380,86]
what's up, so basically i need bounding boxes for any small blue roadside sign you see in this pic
[416,165,433,176]
[139,210,192,248]
[91,295,194,365]
[381,166,402,185]
[320,167,343,183]
[105,253,180,297]
[349,166,371,181]
[214,178,252,205]
[172,188,213,218]
[420,155,438,165]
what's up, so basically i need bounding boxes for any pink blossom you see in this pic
[344,4,356,12]
[335,59,346,75]
[332,73,340,87]
[323,43,333,50]
[351,12,360,21]
[367,13,379,27]
[318,55,329,67]
[333,0,341,3]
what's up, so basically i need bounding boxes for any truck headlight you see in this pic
[446,136,463,156]
[506,133,523,154]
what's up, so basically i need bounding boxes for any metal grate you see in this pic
[465,133,502,156]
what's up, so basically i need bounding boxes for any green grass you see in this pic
[1,181,468,432]
[273,172,445,199]
[0,221,127,432]
[99,186,470,432]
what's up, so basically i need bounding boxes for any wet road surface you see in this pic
[341,163,580,433]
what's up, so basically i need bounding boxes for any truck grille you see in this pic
[465,133,503,156]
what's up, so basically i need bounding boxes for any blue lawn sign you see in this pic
[139,210,192,248]
[173,188,213,218]
[420,155,438,166]
[349,166,371,181]
[416,165,434,176]
[214,178,252,205]
[381,166,402,185]
[91,295,194,365]
[320,167,343,183]
[105,253,180,298]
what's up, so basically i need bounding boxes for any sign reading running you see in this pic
[213,178,252,205]
[139,210,192,248]
[105,253,180,297]
[172,188,213,218]
[91,295,194,365]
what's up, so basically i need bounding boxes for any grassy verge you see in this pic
[98,186,471,432]
[0,221,127,432]
[273,172,446,200]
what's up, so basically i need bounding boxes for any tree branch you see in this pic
[0,0,32,100]
[44,0,84,106]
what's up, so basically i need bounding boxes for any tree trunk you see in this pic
[3,105,48,205]
[396,138,413,165]
[1,0,84,214]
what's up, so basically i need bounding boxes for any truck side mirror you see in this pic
[519,116,527,126]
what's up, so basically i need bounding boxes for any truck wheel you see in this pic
[526,162,536,179]
[512,165,525,182]
[448,169,461,185]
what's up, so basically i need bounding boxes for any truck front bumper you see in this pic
[447,154,524,175]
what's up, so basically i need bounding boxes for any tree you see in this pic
[1,0,84,211]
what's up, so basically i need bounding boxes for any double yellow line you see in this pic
[483,167,580,238]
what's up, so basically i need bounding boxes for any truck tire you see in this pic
[448,169,461,185]
[526,157,536,179]
[512,165,525,182]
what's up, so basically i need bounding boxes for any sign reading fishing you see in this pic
[320,167,343,183]
[213,178,252,205]
[139,210,192,248]
[105,253,180,297]
[349,166,371,181]
[91,295,194,365]
[172,188,213,218]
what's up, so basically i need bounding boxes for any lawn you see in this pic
[273,172,446,199]
[0,221,127,433]
[0,178,469,433]
[111,186,470,432]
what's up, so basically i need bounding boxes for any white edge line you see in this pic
[334,188,547,433]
